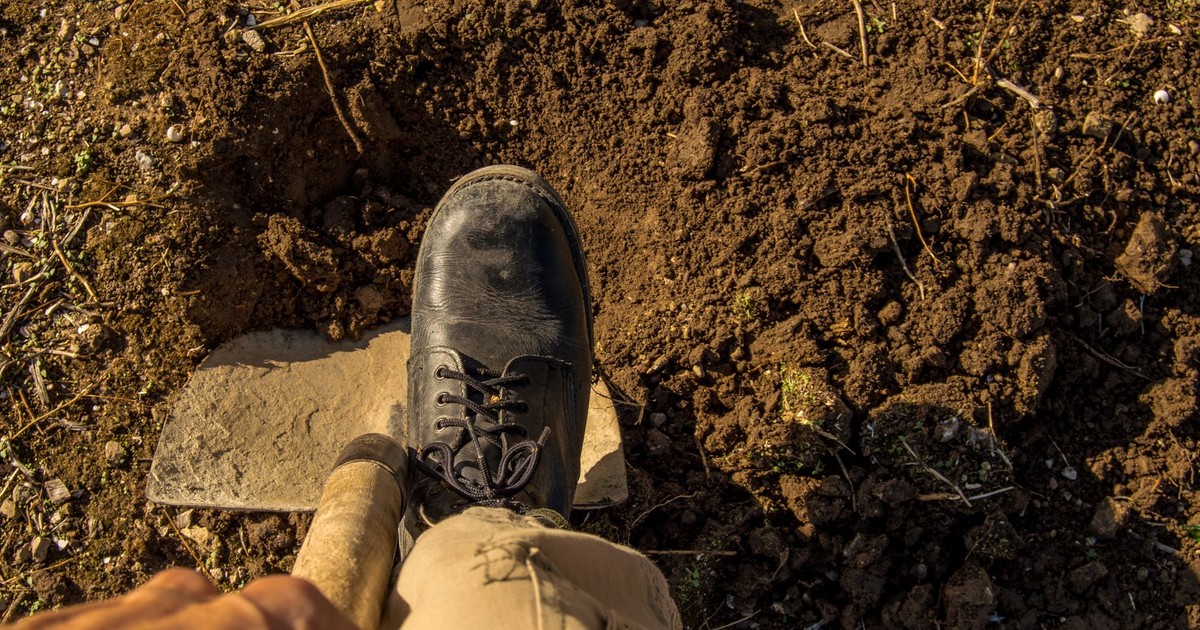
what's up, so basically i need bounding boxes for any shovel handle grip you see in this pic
[292,434,407,630]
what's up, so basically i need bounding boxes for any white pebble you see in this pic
[1061,466,1078,480]
[1153,89,1170,104]
[166,124,184,143]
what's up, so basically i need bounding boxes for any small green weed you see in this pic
[732,291,762,321]
[779,365,820,426]
[1184,524,1200,541]
[868,17,887,34]
[73,149,92,174]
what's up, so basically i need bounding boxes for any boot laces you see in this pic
[417,366,550,507]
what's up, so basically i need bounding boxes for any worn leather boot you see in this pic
[407,165,593,525]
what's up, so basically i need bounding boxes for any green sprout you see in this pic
[732,291,762,321]
[73,149,92,174]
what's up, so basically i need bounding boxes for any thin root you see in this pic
[304,21,365,154]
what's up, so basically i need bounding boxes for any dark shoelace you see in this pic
[416,366,550,506]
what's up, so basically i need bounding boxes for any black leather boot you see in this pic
[407,165,593,524]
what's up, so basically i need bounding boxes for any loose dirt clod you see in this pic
[1115,212,1178,294]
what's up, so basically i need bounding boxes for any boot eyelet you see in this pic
[435,393,448,407]
[434,418,446,430]
[434,366,447,379]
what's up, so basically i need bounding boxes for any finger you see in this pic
[8,569,219,629]
[132,568,221,602]
[238,576,358,630]
[126,576,356,630]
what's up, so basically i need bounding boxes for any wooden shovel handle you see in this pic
[291,434,407,630]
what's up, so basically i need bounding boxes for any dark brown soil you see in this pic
[2,0,1200,627]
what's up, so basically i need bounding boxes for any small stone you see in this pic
[11,262,32,283]
[166,124,184,143]
[3,230,19,245]
[175,509,194,530]
[104,441,128,467]
[1115,212,1179,294]
[649,412,667,428]
[355,286,385,316]
[1189,140,1200,156]
[0,500,16,519]
[118,123,133,138]
[1153,89,1170,105]
[210,567,225,581]
[936,416,961,442]
[1120,13,1154,38]
[1136,566,1149,581]
[242,29,266,53]
[645,429,671,455]
[647,355,670,375]
[1180,250,1193,267]
[14,546,31,564]
[57,19,76,41]
[31,536,51,563]
[1089,498,1129,539]
[1068,561,1108,593]
[45,478,71,504]
[135,150,155,171]
[1081,112,1114,140]
[181,525,212,549]
[692,364,705,378]
[1061,466,1078,480]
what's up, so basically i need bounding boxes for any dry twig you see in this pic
[899,437,972,506]
[1070,334,1150,380]
[903,174,944,267]
[161,507,213,579]
[822,41,855,60]
[996,77,1042,109]
[883,215,925,300]
[630,493,697,530]
[852,0,870,66]
[792,9,817,49]
[971,0,998,84]
[303,21,364,154]
[253,0,371,30]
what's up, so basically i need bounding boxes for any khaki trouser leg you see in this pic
[386,507,681,630]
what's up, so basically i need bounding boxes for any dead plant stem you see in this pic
[822,41,855,60]
[52,238,98,302]
[903,174,943,267]
[162,507,212,580]
[883,214,925,300]
[304,21,364,154]
[793,9,817,49]
[254,0,371,30]
[852,0,869,66]
[972,0,997,84]
[899,436,972,506]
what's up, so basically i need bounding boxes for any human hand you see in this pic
[6,568,357,630]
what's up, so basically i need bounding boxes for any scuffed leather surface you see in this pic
[408,169,592,516]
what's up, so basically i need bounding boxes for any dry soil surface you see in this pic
[2,0,1200,628]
